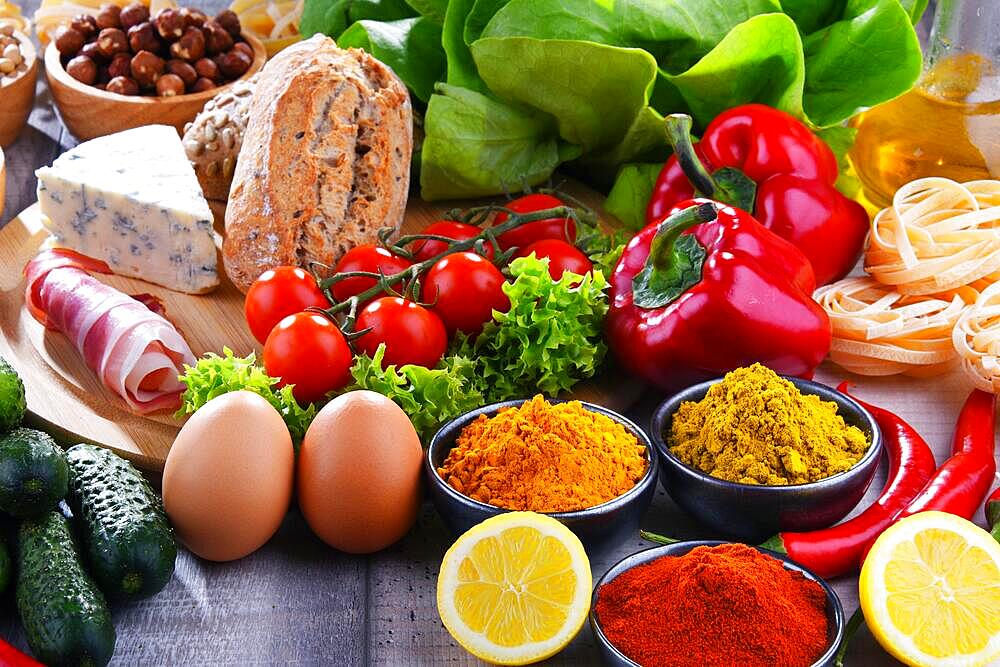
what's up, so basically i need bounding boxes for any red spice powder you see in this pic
[594,543,829,667]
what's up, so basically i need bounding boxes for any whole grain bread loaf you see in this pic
[223,35,412,293]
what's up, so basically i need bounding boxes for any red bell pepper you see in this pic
[0,640,44,667]
[607,199,831,391]
[647,106,868,286]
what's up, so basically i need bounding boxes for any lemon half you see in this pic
[436,512,592,665]
[860,511,1000,667]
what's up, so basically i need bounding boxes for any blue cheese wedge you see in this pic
[35,125,219,294]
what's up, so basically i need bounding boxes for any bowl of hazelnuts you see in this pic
[45,3,265,141]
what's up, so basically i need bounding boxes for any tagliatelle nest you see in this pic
[866,178,1000,295]
[230,0,302,57]
[953,281,1000,392]
[815,277,973,377]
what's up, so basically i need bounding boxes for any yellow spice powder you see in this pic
[438,395,648,512]
[669,364,869,485]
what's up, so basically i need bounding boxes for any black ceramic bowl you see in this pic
[651,376,882,542]
[590,540,846,667]
[426,399,658,551]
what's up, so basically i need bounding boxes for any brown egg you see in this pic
[298,390,422,554]
[163,391,294,562]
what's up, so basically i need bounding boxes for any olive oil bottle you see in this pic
[849,1,1000,209]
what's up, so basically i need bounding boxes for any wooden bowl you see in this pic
[0,30,38,147]
[45,31,265,141]
[1,147,6,220]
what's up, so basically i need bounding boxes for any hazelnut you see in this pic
[94,82,107,90]
[155,72,185,96]
[193,57,219,81]
[166,58,197,87]
[128,22,160,53]
[232,41,253,59]
[106,75,139,95]
[181,7,208,28]
[169,26,204,61]
[218,49,251,79]
[70,14,99,38]
[214,9,241,37]
[130,49,164,87]
[96,28,128,58]
[79,41,105,62]
[96,3,122,30]
[66,54,97,85]
[97,64,111,84]
[107,51,132,79]
[54,26,85,56]
[154,8,185,42]
[202,20,233,55]
[190,76,215,93]
[119,2,149,30]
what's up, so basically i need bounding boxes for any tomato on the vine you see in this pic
[517,239,593,280]
[354,297,448,369]
[331,245,411,302]
[244,266,329,344]
[410,221,494,262]
[425,252,509,336]
[494,193,576,251]
[263,312,353,404]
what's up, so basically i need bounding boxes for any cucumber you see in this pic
[0,533,9,595]
[0,356,26,433]
[66,444,176,600]
[0,428,69,517]
[17,510,116,667]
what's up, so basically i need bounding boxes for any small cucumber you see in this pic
[0,356,26,432]
[17,510,116,667]
[0,533,9,595]
[0,428,68,517]
[66,444,176,600]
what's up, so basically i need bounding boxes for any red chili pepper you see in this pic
[0,640,44,667]
[761,383,938,578]
[987,486,1000,543]
[647,107,869,286]
[894,390,996,521]
[606,200,830,392]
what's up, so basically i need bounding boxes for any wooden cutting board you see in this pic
[0,186,643,471]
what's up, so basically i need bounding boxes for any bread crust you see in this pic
[223,35,412,293]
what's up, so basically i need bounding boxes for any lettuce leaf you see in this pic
[604,163,661,231]
[176,348,317,444]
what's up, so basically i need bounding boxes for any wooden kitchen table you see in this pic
[1,2,983,665]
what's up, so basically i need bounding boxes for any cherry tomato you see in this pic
[517,239,593,280]
[331,245,411,302]
[244,266,329,344]
[263,311,353,404]
[425,252,510,336]
[410,221,494,262]
[494,193,576,251]
[355,297,447,369]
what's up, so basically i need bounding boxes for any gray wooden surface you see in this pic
[0,2,964,665]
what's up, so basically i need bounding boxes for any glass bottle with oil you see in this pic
[850,0,1000,209]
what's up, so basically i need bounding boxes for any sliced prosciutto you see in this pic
[24,249,197,414]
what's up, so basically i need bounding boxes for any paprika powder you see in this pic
[594,543,829,667]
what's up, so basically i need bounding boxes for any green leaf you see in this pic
[898,0,930,24]
[817,125,861,198]
[605,163,662,231]
[664,13,806,126]
[338,17,446,103]
[801,0,923,127]
[403,0,448,22]
[471,38,659,152]
[442,0,485,91]
[176,348,317,444]
[453,255,609,401]
[346,345,484,442]
[778,0,845,34]
[580,106,668,181]
[300,0,351,38]
[348,0,418,23]
[420,83,576,200]
[463,0,510,44]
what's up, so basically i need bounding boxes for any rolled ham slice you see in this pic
[24,249,197,414]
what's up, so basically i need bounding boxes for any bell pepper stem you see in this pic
[649,202,717,272]
[631,203,716,309]
[665,114,718,197]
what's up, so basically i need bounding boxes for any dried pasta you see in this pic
[865,178,1000,295]
[230,0,301,56]
[0,1,30,33]
[815,277,972,377]
[953,281,1000,392]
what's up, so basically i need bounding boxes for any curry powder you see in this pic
[669,364,869,485]
[438,395,648,512]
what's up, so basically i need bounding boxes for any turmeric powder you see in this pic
[669,364,869,485]
[438,395,648,512]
